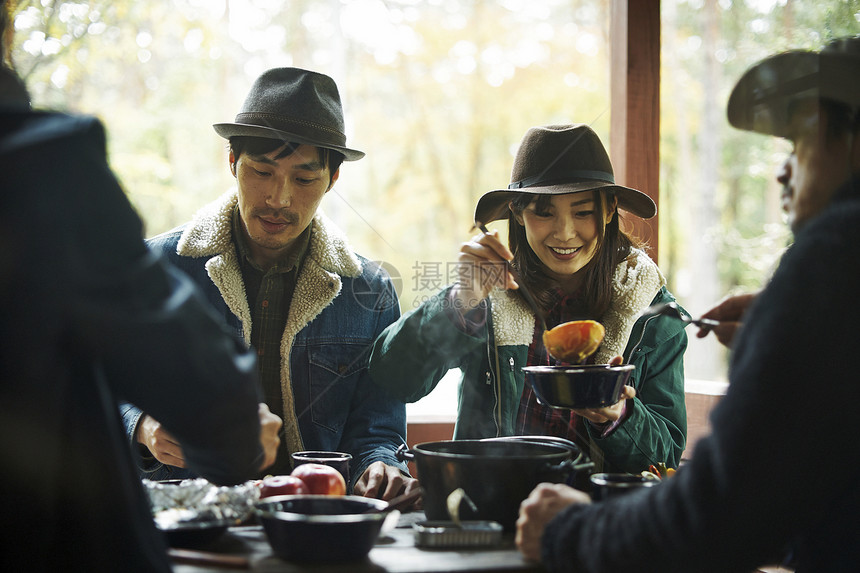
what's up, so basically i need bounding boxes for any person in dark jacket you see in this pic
[370,124,688,475]
[516,36,860,573]
[0,26,279,572]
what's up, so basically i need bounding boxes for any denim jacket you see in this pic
[121,190,408,486]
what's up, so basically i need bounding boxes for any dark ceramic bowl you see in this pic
[157,518,234,548]
[254,495,388,563]
[523,364,635,409]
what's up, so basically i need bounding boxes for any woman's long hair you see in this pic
[507,189,639,319]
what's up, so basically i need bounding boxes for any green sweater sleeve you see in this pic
[368,288,486,403]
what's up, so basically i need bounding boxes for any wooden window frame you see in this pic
[610,0,660,262]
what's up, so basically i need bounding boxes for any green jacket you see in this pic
[369,250,688,473]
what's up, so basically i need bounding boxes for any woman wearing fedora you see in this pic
[370,124,688,474]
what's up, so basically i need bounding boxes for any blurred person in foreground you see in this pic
[370,124,688,475]
[0,9,280,573]
[120,66,418,501]
[516,36,860,572]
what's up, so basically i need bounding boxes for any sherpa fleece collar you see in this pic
[489,248,665,363]
[175,188,362,278]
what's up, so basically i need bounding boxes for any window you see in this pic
[12,0,859,419]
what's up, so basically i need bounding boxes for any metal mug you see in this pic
[291,451,353,487]
[589,473,660,501]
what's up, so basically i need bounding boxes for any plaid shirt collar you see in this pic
[231,206,312,475]
[516,285,595,439]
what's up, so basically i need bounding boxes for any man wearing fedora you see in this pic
[120,67,417,500]
[516,36,860,572]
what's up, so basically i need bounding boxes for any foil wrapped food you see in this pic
[144,478,260,529]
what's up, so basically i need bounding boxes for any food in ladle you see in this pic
[542,320,605,363]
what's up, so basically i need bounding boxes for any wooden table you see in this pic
[170,511,544,573]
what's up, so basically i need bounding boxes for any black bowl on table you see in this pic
[254,495,388,563]
[523,364,635,409]
[157,518,235,548]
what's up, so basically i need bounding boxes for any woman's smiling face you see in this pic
[514,192,615,283]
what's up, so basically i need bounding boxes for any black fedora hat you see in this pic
[727,36,860,138]
[474,124,656,225]
[213,67,364,161]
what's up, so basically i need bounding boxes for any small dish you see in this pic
[157,518,234,548]
[413,520,503,548]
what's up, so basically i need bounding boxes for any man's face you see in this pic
[777,99,854,233]
[231,143,338,268]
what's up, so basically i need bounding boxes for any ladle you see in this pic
[362,487,424,514]
[446,487,479,528]
[642,301,719,330]
[362,487,425,537]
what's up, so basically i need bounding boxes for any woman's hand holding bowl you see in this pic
[572,384,636,424]
[570,355,634,424]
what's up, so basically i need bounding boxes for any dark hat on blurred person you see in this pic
[727,36,860,138]
[213,67,364,161]
[474,124,657,225]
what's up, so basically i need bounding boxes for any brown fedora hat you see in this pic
[474,124,656,225]
[727,36,860,138]
[213,67,364,161]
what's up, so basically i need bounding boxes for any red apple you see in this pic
[290,463,346,496]
[259,474,309,498]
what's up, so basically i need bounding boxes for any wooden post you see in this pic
[610,0,661,261]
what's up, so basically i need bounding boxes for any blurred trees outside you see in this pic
[661,0,858,378]
[9,0,859,386]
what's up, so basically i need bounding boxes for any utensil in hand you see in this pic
[360,487,424,537]
[475,221,547,332]
[642,301,719,330]
[362,487,423,513]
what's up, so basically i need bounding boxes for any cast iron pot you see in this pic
[396,436,593,531]
[157,519,233,548]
